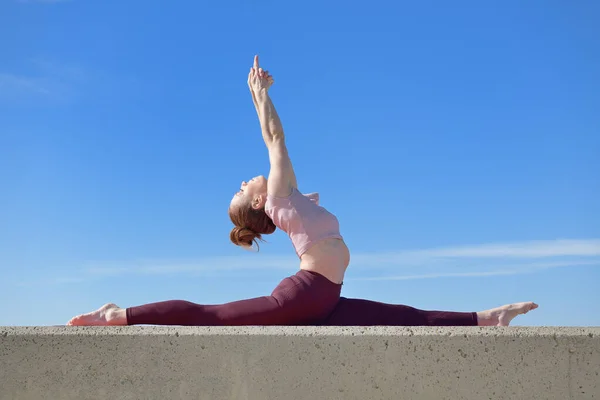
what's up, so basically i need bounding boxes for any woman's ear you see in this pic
[252,194,266,210]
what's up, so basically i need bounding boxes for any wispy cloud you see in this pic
[351,259,600,281]
[0,58,84,102]
[84,255,295,277]
[18,0,72,3]
[36,238,600,285]
[14,276,86,288]
[0,73,51,95]
[348,239,600,266]
[409,239,600,258]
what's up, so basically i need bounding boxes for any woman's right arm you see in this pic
[249,56,298,197]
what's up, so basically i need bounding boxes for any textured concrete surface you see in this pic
[1,326,598,400]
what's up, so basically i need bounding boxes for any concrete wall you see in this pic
[1,326,598,400]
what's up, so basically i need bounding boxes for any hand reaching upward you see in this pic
[248,55,274,94]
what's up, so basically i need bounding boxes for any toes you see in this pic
[523,302,538,313]
[67,315,85,326]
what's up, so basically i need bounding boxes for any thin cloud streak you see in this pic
[0,73,50,95]
[350,239,600,267]
[349,259,600,281]
[25,239,599,287]
[78,239,600,278]
[84,255,296,276]
[354,270,532,281]
[14,276,86,287]
[0,58,85,102]
[18,0,72,3]
[417,239,600,258]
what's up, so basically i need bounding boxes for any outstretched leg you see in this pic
[322,298,538,326]
[322,298,477,326]
[67,270,342,326]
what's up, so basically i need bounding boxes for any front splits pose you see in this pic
[68,56,538,327]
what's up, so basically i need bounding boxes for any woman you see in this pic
[67,56,537,327]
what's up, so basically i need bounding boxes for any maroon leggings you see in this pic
[126,270,477,326]
[322,298,477,326]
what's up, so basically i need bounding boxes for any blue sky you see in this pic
[1,1,599,327]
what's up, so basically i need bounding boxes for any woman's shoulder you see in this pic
[266,188,319,208]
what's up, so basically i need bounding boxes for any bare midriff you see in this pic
[299,238,350,284]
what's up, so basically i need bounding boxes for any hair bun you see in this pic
[230,226,262,248]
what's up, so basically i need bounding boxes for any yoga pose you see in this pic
[67,56,538,327]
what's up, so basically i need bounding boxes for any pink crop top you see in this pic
[264,188,343,257]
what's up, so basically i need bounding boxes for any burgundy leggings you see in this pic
[126,270,477,326]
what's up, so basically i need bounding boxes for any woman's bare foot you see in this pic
[67,303,128,326]
[477,302,539,326]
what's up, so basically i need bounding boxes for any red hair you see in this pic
[228,201,276,249]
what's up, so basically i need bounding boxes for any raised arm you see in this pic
[248,55,297,197]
